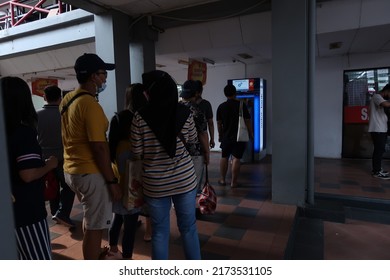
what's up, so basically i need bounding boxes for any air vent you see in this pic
[329,42,342,50]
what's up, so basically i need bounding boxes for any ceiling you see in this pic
[1,0,390,80]
[63,0,274,71]
[61,0,390,60]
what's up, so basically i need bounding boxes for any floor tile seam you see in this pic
[234,239,272,257]
[51,241,80,255]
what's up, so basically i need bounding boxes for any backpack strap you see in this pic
[60,92,91,115]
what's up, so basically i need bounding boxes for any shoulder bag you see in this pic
[123,159,144,210]
[236,100,249,142]
[44,169,59,201]
[198,164,217,215]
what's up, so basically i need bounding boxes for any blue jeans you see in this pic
[145,187,201,260]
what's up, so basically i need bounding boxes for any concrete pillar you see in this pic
[129,17,158,83]
[94,11,130,114]
[272,0,315,206]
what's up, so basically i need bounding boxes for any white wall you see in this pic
[31,79,77,111]
[314,57,345,158]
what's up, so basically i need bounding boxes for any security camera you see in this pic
[149,24,165,33]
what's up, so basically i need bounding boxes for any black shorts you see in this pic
[220,138,247,159]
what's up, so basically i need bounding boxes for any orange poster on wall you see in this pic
[187,59,207,85]
[31,78,58,97]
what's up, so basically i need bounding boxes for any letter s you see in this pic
[361,107,368,121]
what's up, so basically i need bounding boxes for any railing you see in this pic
[0,0,74,30]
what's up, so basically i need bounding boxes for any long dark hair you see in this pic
[139,70,189,158]
[1,76,38,134]
[125,83,147,112]
[108,110,133,162]
[109,83,148,162]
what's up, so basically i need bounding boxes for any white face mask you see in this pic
[97,82,107,93]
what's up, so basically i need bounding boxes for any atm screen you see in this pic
[232,79,249,92]
[229,78,260,93]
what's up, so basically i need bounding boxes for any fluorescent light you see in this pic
[178,59,189,65]
[202,57,215,65]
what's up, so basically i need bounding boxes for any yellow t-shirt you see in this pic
[61,89,109,174]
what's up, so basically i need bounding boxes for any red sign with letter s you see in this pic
[343,106,368,123]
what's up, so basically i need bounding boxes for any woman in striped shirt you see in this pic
[131,70,201,260]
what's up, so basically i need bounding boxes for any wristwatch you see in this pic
[106,177,118,185]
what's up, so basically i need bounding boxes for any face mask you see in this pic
[97,82,107,94]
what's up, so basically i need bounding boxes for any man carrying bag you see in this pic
[216,84,253,188]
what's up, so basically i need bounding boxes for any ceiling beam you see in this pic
[61,0,109,15]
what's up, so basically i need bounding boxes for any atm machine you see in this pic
[227,78,266,162]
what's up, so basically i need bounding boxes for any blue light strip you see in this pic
[253,95,260,152]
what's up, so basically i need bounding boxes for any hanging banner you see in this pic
[31,78,58,97]
[187,59,207,85]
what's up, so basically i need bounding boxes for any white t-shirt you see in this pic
[368,93,388,132]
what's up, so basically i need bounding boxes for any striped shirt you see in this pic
[131,112,198,198]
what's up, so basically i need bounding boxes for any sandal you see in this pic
[99,245,123,260]
[104,250,123,260]
[98,246,110,260]
[218,180,226,186]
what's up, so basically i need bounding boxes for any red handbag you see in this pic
[43,170,59,201]
[198,165,217,215]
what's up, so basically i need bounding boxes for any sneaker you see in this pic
[371,169,389,175]
[372,172,390,180]
[380,169,389,175]
[52,215,75,228]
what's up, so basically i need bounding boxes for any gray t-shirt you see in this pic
[37,104,64,160]
[368,94,388,133]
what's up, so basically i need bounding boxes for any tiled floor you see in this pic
[48,154,390,260]
[315,158,390,260]
[315,158,390,200]
[49,152,296,260]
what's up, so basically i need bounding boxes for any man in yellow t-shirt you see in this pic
[60,53,121,260]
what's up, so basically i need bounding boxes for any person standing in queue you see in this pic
[217,84,253,188]
[2,76,58,259]
[194,80,215,149]
[60,53,121,260]
[37,85,76,228]
[368,83,390,179]
[131,70,201,260]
